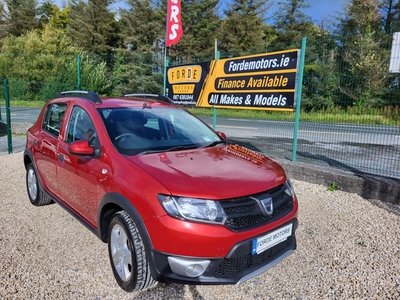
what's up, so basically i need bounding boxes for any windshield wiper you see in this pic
[138,144,200,155]
[165,144,201,151]
[203,140,227,148]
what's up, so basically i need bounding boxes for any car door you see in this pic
[35,102,68,197]
[56,106,108,227]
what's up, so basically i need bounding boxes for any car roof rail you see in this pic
[55,90,102,104]
[123,93,174,105]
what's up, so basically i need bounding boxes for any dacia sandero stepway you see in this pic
[24,91,298,292]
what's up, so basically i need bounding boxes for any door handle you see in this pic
[58,154,65,162]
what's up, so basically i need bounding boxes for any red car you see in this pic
[24,91,298,292]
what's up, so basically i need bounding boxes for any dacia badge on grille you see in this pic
[260,197,273,216]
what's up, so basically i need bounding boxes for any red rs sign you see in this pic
[166,0,183,47]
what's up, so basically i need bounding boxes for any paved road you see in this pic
[200,116,400,180]
[200,116,400,145]
[0,107,41,123]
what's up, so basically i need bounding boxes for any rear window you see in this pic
[42,103,68,136]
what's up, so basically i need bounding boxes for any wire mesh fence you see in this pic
[213,117,400,180]
[0,38,399,179]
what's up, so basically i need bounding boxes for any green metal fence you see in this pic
[1,39,399,179]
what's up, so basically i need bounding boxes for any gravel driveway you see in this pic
[1,152,399,299]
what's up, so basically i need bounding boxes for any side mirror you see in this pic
[216,131,227,140]
[69,140,94,156]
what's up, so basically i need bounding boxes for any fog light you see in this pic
[186,265,195,274]
[168,257,211,278]
[186,264,204,277]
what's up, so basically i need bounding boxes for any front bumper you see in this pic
[151,219,298,285]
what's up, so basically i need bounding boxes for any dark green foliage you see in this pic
[115,0,165,94]
[335,0,389,107]
[68,0,120,54]
[218,0,271,57]
[111,49,163,95]
[166,0,221,64]
[4,0,38,36]
[0,0,397,119]
[37,0,56,31]
[0,25,112,100]
[272,0,314,51]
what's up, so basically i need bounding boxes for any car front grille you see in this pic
[214,235,294,278]
[220,184,293,231]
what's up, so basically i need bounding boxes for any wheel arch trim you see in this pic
[98,192,154,249]
[98,193,159,279]
[23,149,46,194]
[23,149,34,169]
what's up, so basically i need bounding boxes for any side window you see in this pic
[43,103,68,137]
[66,106,98,147]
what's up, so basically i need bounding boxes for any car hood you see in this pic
[126,144,286,199]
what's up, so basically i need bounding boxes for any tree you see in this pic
[272,0,314,51]
[49,5,70,31]
[0,1,8,43]
[120,0,163,51]
[37,0,57,31]
[0,24,111,99]
[68,0,120,54]
[4,0,38,37]
[163,0,221,64]
[218,0,271,57]
[302,26,340,111]
[272,0,340,111]
[114,0,165,94]
[380,0,400,35]
[335,0,388,106]
[176,0,221,61]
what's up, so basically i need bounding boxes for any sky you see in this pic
[263,0,347,25]
[303,0,347,23]
[53,0,348,24]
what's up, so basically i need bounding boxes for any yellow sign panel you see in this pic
[167,65,202,84]
[172,84,195,94]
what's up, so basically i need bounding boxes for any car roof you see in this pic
[52,91,175,109]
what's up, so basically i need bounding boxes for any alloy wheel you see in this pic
[110,223,132,282]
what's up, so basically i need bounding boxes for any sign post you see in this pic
[292,37,306,162]
[213,39,220,130]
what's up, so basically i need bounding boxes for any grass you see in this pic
[327,182,339,191]
[8,100,47,108]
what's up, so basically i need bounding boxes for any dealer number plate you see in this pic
[252,223,293,255]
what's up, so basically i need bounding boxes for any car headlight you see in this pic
[158,195,227,225]
[284,179,294,197]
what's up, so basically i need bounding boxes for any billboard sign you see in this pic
[166,49,300,111]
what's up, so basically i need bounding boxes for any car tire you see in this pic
[108,211,156,292]
[26,163,52,206]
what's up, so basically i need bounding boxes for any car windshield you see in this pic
[98,106,223,155]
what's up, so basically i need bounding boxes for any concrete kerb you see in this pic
[277,159,400,205]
